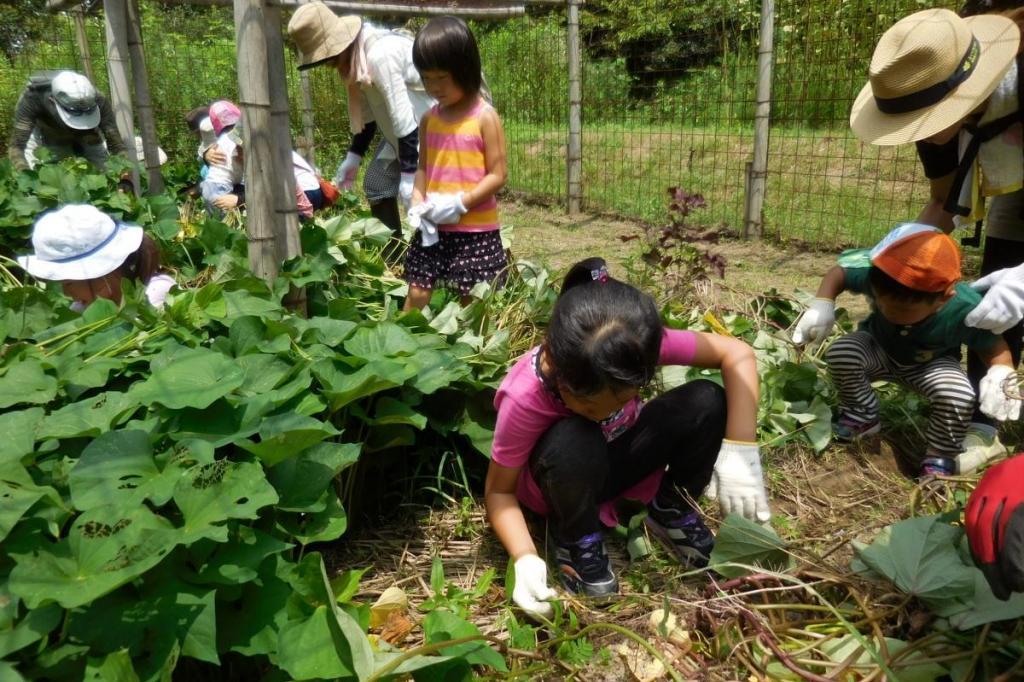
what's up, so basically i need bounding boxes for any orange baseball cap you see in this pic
[870,223,961,292]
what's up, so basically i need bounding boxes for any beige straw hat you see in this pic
[850,8,1019,146]
[287,2,362,71]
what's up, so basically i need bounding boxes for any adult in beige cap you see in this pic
[852,6,1024,523]
[8,70,125,172]
[288,2,433,235]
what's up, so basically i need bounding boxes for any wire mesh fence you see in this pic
[0,0,969,249]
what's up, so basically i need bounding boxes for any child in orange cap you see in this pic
[790,223,1020,478]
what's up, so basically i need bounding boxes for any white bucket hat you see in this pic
[50,71,101,131]
[850,9,1019,145]
[17,205,143,281]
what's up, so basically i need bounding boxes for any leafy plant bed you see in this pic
[2,160,1021,680]
[0,159,555,680]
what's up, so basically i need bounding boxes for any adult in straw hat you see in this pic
[287,2,434,235]
[851,5,1024,599]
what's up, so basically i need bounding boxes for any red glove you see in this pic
[965,455,1024,600]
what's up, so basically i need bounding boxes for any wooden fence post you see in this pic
[103,0,140,194]
[126,0,165,195]
[744,0,775,239]
[265,2,306,313]
[71,7,95,83]
[234,0,281,283]
[566,0,582,214]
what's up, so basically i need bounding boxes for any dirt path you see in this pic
[501,198,872,320]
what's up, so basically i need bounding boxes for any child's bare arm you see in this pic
[484,461,536,560]
[816,265,847,300]
[689,333,758,442]
[977,338,1014,368]
[412,112,430,206]
[462,107,507,209]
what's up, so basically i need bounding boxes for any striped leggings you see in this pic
[825,331,975,456]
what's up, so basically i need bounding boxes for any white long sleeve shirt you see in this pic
[354,24,434,161]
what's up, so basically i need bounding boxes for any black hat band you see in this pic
[874,37,980,115]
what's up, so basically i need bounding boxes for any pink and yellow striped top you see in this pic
[423,99,500,232]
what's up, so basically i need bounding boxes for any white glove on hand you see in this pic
[966,263,1024,334]
[713,440,771,523]
[512,554,557,619]
[425,192,468,225]
[398,173,416,209]
[408,203,439,247]
[334,151,362,190]
[791,298,836,348]
[979,364,1022,422]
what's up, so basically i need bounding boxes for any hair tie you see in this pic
[590,265,609,283]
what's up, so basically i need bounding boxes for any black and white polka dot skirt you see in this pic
[403,229,508,295]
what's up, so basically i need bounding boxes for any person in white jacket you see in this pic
[288,2,433,235]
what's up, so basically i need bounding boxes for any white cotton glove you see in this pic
[791,298,836,349]
[712,440,771,523]
[979,365,1022,422]
[966,263,1024,334]
[408,202,439,247]
[704,475,718,500]
[512,554,557,619]
[334,151,362,190]
[398,173,416,209]
[425,192,468,225]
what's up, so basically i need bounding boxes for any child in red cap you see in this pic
[791,223,1020,478]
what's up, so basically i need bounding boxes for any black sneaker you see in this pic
[645,498,714,568]
[550,532,619,598]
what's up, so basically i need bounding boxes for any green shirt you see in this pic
[843,264,1000,365]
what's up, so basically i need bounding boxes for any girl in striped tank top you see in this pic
[403,16,509,311]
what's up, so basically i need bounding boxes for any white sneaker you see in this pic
[956,424,1008,475]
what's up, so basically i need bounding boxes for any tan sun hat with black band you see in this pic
[287,2,362,71]
[850,8,1019,146]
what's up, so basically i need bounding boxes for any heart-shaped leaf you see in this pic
[131,348,245,409]
[173,459,278,542]
[9,504,180,609]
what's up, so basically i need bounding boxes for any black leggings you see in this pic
[528,379,727,541]
[968,235,1024,426]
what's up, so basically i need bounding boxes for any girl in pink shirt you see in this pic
[485,258,769,618]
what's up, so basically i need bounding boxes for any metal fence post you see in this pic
[566,0,582,214]
[744,0,774,239]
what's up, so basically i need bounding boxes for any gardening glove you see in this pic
[965,455,1024,600]
[712,440,771,523]
[979,365,1021,422]
[512,554,557,619]
[425,192,468,225]
[334,151,362,190]
[398,173,416,209]
[408,202,439,247]
[791,298,836,349]
[966,263,1024,334]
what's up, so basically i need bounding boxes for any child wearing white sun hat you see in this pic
[17,204,175,310]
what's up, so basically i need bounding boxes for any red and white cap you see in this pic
[208,100,241,136]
